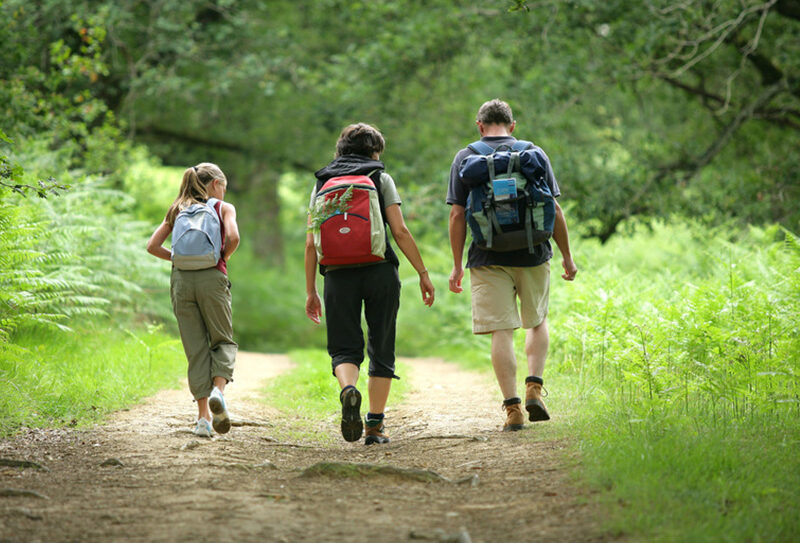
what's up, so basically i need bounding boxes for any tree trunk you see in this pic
[246,161,284,267]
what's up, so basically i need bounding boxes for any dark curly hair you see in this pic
[335,123,386,158]
[476,99,514,125]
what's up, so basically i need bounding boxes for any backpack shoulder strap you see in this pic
[512,140,534,151]
[467,140,495,155]
[206,198,223,221]
[367,169,383,187]
[368,170,389,222]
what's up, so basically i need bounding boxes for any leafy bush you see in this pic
[547,220,799,423]
[539,220,800,542]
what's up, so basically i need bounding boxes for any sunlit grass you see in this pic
[575,409,800,542]
[0,324,185,437]
[545,222,800,542]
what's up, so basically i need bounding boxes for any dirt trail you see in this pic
[0,352,602,543]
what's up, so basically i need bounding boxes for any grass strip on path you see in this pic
[260,348,409,444]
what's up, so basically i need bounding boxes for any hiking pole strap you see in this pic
[508,152,520,176]
[486,208,494,248]
[525,205,535,254]
[488,206,504,250]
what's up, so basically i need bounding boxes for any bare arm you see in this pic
[304,229,322,323]
[385,204,434,307]
[146,221,173,262]
[448,204,467,293]
[552,201,577,281]
[220,202,240,262]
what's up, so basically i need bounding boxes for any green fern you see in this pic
[307,185,353,233]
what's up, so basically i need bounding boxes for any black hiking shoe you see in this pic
[364,418,390,445]
[340,387,363,442]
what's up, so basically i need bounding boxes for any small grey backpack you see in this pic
[171,198,222,270]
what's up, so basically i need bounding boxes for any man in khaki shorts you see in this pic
[447,99,578,431]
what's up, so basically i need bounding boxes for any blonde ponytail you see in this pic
[166,162,227,226]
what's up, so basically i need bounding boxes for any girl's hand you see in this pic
[305,292,322,324]
[419,272,435,307]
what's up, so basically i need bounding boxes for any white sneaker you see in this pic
[209,387,231,434]
[193,417,213,438]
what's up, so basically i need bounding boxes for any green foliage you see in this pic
[307,185,353,232]
[531,221,800,542]
[5,0,798,264]
[1,139,175,332]
[0,130,69,198]
[0,324,184,437]
[123,157,183,224]
[578,415,800,542]
[547,221,799,423]
[0,196,103,343]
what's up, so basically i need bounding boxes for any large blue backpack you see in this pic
[459,140,556,253]
[171,198,222,270]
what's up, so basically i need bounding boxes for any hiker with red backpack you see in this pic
[305,123,435,445]
[147,162,240,438]
[447,99,577,431]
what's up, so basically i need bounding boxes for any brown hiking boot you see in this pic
[525,381,550,422]
[502,400,525,432]
[364,418,390,445]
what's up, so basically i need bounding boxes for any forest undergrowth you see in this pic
[1,152,797,542]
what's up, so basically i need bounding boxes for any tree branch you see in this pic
[620,78,788,227]
[136,125,316,172]
[658,75,725,106]
[683,78,789,178]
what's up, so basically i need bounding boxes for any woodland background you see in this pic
[1,2,799,541]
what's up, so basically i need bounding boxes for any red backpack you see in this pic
[312,173,387,266]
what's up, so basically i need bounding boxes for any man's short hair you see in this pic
[335,123,385,158]
[476,99,514,126]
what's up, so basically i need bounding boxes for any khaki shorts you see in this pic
[469,263,550,334]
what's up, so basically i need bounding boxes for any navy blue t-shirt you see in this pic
[446,136,560,269]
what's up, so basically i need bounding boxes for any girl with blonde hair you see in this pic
[147,162,240,437]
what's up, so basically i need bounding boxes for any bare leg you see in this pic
[197,397,212,421]
[367,376,392,414]
[334,362,360,390]
[213,376,227,393]
[525,318,549,378]
[491,329,518,399]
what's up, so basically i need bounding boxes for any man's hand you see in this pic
[419,272,435,307]
[449,266,464,293]
[305,293,322,324]
[562,257,578,281]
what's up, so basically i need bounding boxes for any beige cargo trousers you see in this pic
[170,267,237,400]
